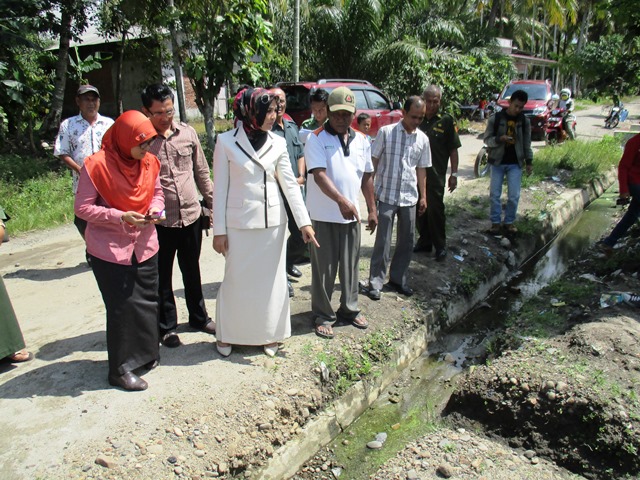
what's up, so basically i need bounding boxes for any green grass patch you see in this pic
[458,267,484,296]
[0,152,74,235]
[529,137,622,188]
[0,171,74,234]
[315,329,396,396]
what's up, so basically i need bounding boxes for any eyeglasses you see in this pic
[149,108,175,118]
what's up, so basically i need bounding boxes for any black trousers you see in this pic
[90,253,159,376]
[156,220,208,334]
[416,173,446,251]
[284,196,308,266]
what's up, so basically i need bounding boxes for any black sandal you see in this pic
[314,325,335,339]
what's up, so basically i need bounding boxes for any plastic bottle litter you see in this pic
[599,292,640,308]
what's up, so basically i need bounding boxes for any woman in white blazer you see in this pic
[212,88,319,357]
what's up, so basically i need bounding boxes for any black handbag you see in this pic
[200,200,212,236]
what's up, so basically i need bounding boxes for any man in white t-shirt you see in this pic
[305,87,378,339]
[54,85,114,238]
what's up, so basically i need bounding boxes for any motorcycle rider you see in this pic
[558,88,575,140]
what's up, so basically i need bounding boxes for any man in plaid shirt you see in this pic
[365,96,431,300]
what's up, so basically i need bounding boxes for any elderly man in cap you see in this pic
[305,87,378,339]
[54,85,114,238]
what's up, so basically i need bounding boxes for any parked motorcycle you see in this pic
[545,107,576,144]
[474,144,490,178]
[604,102,629,129]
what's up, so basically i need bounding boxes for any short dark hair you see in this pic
[403,95,424,112]
[510,89,528,104]
[357,112,370,124]
[310,88,329,104]
[141,84,174,109]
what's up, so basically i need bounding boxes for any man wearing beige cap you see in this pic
[54,85,114,238]
[305,87,378,339]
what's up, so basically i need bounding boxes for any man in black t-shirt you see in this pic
[483,89,533,235]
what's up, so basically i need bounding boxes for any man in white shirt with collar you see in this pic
[54,85,114,238]
[305,87,378,339]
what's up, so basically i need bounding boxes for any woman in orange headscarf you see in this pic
[75,110,165,391]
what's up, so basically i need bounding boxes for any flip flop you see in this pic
[314,325,335,339]
[5,349,33,363]
[351,314,369,330]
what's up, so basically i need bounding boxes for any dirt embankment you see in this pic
[1,102,638,480]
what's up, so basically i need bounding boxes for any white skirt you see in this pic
[215,225,290,345]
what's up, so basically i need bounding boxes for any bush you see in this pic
[0,153,61,183]
[0,171,74,234]
[529,136,623,188]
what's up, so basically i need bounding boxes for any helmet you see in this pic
[560,88,571,99]
[552,94,560,101]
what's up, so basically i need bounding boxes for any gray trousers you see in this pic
[310,220,361,326]
[369,201,416,290]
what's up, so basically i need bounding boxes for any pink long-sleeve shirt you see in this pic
[74,167,165,265]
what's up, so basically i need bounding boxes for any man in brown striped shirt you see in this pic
[142,84,215,348]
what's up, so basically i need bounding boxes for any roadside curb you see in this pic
[255,168,617,479]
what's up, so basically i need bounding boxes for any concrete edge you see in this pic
[256,170,617,480]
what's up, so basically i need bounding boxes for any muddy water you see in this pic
[323,186,622,478]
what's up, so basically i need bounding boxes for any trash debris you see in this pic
[599,292,640,308]
[479,246,493,257]
[453,254,464,262]
[320,361,330,382]
[579,273,603,283]
[551,176,561,182]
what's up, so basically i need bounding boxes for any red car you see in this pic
[277,79,402,138]
[497,80,555,140]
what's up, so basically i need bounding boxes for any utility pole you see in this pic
[167,0,187,122]
[292,0,300,81]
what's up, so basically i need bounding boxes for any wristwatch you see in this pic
[450,172,458,177]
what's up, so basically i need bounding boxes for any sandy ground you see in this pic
[0,103,633,479]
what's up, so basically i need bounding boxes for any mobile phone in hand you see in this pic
[144,210,165,221]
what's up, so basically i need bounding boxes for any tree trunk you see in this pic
[191,79,217,151]
[115,32,127,116]
[39,8,73,141]
[168,0,187,122]
[573,5,591,96]
[487,0,500,29]
[203,99,216,152]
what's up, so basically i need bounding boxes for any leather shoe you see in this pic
[145,360,159,370]
[108,371,148,391]
[160,331,181,348]
[385,281,414,297]
[413,243,433,253]
[287,265,302,278]
[367,288,381,300]
[201,319,216,335]
[288,281,294,298]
